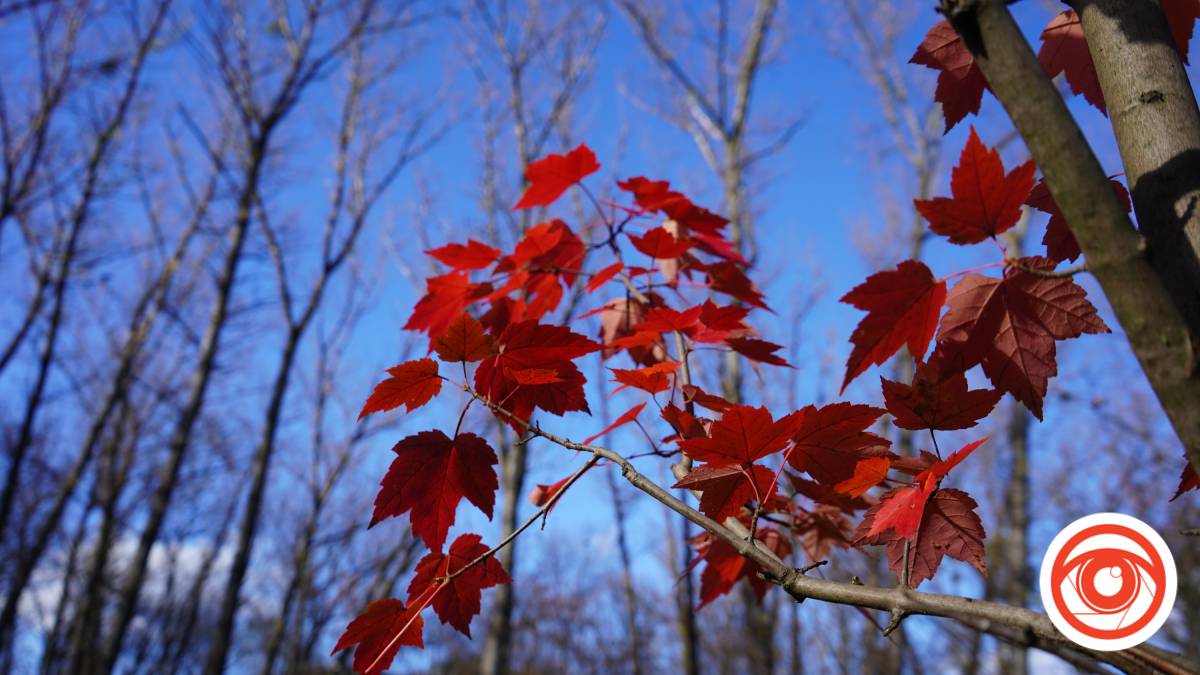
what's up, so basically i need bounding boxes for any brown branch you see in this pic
[459,383,1195,673]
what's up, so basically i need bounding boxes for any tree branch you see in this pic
[459,383,1196,674]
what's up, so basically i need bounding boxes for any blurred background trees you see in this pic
[0,1,1194,673]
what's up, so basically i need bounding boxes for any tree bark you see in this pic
[942,0,1200,479]
[1077,0,1200,329]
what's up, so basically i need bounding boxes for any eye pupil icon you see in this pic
[1040,513,1177,651]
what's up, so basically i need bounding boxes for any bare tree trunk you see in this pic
[480,431,524,675]
[0,0,166,540]
[97,133,261,675]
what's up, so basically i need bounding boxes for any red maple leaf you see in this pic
[1038,11,1106,113]
[937,257,1109,418]
[789,473,872,513]
[674,464,777,522]
[910,20,989,132]
[528,474,573,512]
[629,226,692,259]
[840,260,946,391]
[881,358,1001,431]
[406,533,511,637]
[332,599,424,675]
[426,239,501,270]
[679,405,803,467]
[728,337,791,367]
[587,261,624,293]
[1171,457,1199,501]
[474,320,600,429]
[433,314,496,362]
[834,456,892,498]
[787,402,891,486]
[915,127,1035,245]
[513,143,600,209]
[371,430,499,552]
[794,505,855,561]
[693,527,791,608]
[583,402,647,444]
[618,176,689,212]
[639,305,703,333]
[681,384,733,413]
[860,435,986,541]
[405,271,492,338]
[359,359,442,420]
[1026,177,1131,263]
[701,261,769,310]
[855,488,986,588]
[610,362,679,394]
[916,437,988,493]
[1165,0,1200,64]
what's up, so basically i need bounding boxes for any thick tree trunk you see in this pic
[1077,0,1200,328]
[945,0,1200,481]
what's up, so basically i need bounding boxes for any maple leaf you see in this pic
[1165,0,1200,63]
[583,402,647,444]
[513,143,600,209]
[433,314,496,362]
[855,488,986,588]
[728,337,791,367]
[867,486,928,539]
[938,257,1109,418]
[840,260,946,391]
[690,300,751,343]
[681,384,733,413]
[1038,11,1106,113]
[587,262,624,293]
[794,505,855,561]
[426,240,501,270]
[910,20,989,132]
[1171,457,1199,501]
[629,226,692,259]
[915,127,1035,245]
[702,261,769,310]
[406,533,511,637]
[674,464,777,522]
[359,359,442,420]
[1026,177,1131,263]
[679,405,803,467]
[528,474,573,510]
[917,437,988,493]
[861,436,985,542]
[474,320,600,429]
[787,402,891,486]
[332,599,424,675]
[618,176,688,212]
[835,456,892,498]
[610,362,679,394]
[405,271,492,338]
[639,305,703,333]
[881,358,1001,431]
[661,402,712,443]
[694,527,791,608]
[789,474,872,513]
[371,430,499,552]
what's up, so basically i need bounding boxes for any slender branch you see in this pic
[456,382,1195,673]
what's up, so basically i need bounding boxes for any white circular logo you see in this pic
[1039,513,1176,651]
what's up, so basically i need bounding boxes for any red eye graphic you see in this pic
[1041,514,1176,651]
